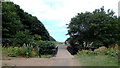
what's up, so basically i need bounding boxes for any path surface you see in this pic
[52,44,80,66]
[2,44,80,66]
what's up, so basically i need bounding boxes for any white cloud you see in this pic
[10,0,119,42]
[11,0,119,25]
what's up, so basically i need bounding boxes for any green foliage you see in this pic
[30,50,38,57]
[77,50,100,56]
[13,30,34,45]
[66,6,120,53]
[8,53,17,57]
[33,41,56,55]
[2,2,56,46]
[92,41,103,48]
[77,46,119,57]
[4,45,34,58]
[103,47,119,57]
[49,36,56,41]
[17,47,26,56]
[2,41,56,58]
[23,44,33,58]
[34,34,41,40]
[2,2,24,45]
[76,47,119,66]
[7,47,19,57]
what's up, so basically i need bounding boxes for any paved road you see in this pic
[52,44,79,66]
[2,44,80,66]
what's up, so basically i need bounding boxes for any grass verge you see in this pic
[41,55,52,58]
[77,54,118,66]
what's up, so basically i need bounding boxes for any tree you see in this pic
[2,2,24,44]
[49,36,56,41]
[67,7,119,53]
[13,30,34,46]
[2,2,56,46]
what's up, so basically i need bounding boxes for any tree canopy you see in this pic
[67,7,120,52]
[2,2,56,46]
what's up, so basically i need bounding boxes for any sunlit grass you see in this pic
[77,54,118,66]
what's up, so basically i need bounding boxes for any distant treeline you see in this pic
[2,2,56,46]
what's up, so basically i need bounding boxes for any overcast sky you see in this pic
[10,0,119,42]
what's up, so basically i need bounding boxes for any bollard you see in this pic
[52,49,56,57]
[56,46,58,54]
[52,46,58,57]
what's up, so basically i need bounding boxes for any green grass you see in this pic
[41,55,52,58]
[77,54,118,66]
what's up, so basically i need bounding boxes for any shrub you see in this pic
[30,51,37,57]
[7,47,19,57]
[103,47,119,57]
[77,46,119,57]
[22,44,33,58]
[8,53,17,57]
[33,41,56,55]
[94,49,100,55]
[67,46,76,55]
[3,41,57,58]
[6,44,34,58]
[17,47,26,56]
[77,50,100,56]
[67,44,81,55]
[13,30,34,46]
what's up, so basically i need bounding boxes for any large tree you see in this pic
[2,2,24,44]
[67,7,120,52]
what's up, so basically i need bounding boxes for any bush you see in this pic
[67,44,82,55]
[23,44,33,58]
[67,46,74,55]
[13,30,34,46]
[7,47,19,57]
[77,50,100,56]
[33,41,56,55]
[8,53,17,57]
[17,47,26,56]
[77,46,119,57]
[103,47,119,57]
[30,51,38,57]
[4,41,57,58]
[6,44,34,58]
